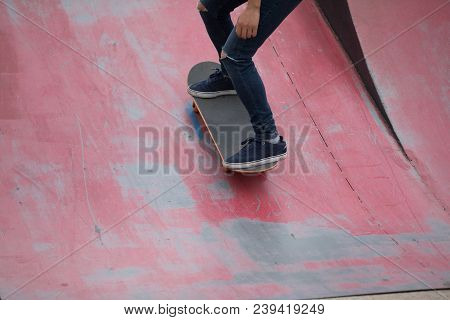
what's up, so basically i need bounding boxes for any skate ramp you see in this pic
[347,0,450,208]
[0,0,448,299]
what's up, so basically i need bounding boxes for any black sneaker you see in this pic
[188,69,237,98]
[224,137,287,169]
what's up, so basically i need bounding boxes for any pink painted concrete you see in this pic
[348,0,450,207]
[0,0,448,299]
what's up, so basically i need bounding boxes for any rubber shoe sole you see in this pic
[188,87,237,99]
[223,151,287,170]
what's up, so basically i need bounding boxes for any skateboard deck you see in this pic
[187,61,278,173]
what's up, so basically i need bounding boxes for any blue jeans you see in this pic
[199,0,302,140]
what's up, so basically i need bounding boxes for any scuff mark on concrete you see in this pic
[113,163,196,211]
[83,267,147,284]
[207,180,234,201]
[76,115,102,239]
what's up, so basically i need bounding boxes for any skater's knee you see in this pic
[220,50,228,60]
[197,1,208,12]
[220,49,250,65]
[220,49,240,62]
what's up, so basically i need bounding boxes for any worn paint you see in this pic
[0,0,448,300]
[348,0,450,206]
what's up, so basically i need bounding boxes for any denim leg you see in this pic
[199,0,246,75]
[221,0,303,140]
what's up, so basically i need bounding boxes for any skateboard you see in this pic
[187,61,278,173]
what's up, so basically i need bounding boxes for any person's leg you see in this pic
[188,0,247,98]
[198,0,247,75]
[221,0,303,168]
[221,0,303,141]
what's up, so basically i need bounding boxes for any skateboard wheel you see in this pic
[192,101,200,114]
